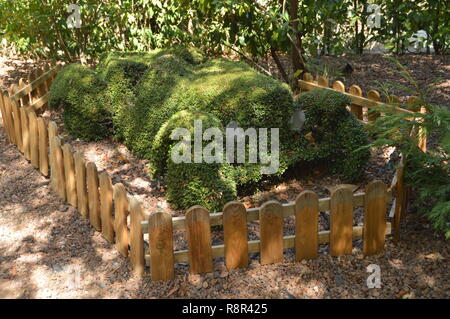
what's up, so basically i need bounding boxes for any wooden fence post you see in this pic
[51,136,66,201]
[186,206,213,274]
[299,72,314,91]
[148,211,175,281]
[388,95,401,105]
[114,183,129,257]
[407,96,421,112]
[34,68,43,101]
[28,71,37,104]
[42,65,50,95]
[0,93,12,143]
[260,201,284,265]
[223,201,248,270]
[86,162,101,230]
[11,101,23,152]
[129,196,145,276]
[393,163,404,244]
[48,121,58,190]
[62,144,77,207]
[45,63,53,91]
[99,172,114,242]
[349,85,363,120]
[3,93,16,144]
[20,107,30,159]
[418,106,427,152]
[363,181,388,256]
[330,186,353,256]
[7,86,19,146]
[295,191,319,261]
[303,73,314,82]
[28,111,39,168]
[74,152,88,218]
[367,90,381,122]
[332,80,345,93]
[317,75,329,87]
[37,117,49,176]
[18,79,30,110]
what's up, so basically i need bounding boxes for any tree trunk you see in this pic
[431,1,443,55]
[359,1,367,53]
[289,0,306,90]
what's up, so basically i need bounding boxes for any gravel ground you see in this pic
[0,55,449,299]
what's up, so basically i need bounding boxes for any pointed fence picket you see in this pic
[99,172,114,243]
[87,162,101,231]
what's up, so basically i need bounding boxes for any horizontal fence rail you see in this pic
[0,65,412,281]
[145,224,393,265]
[141,191,393,232]
[297,72,427,152]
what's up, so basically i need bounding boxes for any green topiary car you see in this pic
[49,46,370,211]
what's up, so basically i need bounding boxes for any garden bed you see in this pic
[0,124,447,299]
[2,52,412,274]
[0,55,448,298]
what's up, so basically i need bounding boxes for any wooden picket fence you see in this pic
[141,181,402,280]
[298,73,427,152]
[0,65,417,282]
[0,64,147,276]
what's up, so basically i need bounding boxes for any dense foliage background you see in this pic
[1,0,448,85]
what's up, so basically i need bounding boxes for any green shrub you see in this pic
[166,160,237,212]
[160,110,237,211]
[49,64,112,141]
[152,110,223,174]
[296,88,370,182]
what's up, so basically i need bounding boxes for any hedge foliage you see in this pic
[48,63,112,141]
[49,47,370,210]
[154,110,237,211]
[296,88,370,182]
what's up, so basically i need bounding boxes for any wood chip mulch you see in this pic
[0,55,448,299]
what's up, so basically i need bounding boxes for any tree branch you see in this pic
[223,43,273,77]
[270,47,289,84]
